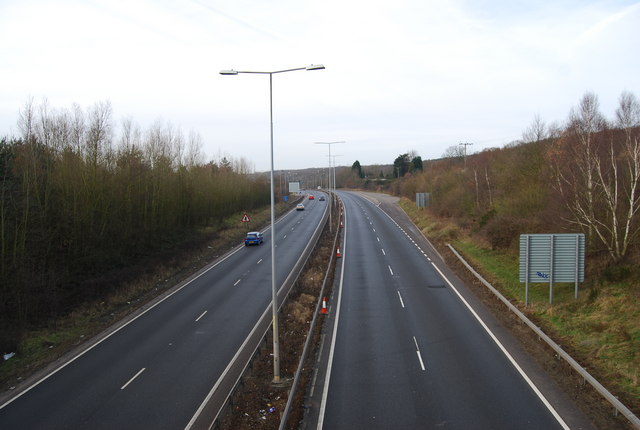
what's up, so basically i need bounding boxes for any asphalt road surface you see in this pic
[0,194,327,430]
[313,191,594,430]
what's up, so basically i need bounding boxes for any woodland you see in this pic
[0,99,269,351]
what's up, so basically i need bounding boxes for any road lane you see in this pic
[318,191,570,429]
[0,194,327,430]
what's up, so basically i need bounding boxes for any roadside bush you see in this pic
[479,208,496,228]
[603,265,632,283]
[483,215,520,250]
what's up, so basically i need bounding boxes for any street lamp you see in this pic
[315,141,344,232]
[220,64,324,384]
[331,154,343,193]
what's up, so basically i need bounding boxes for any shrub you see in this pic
[603,265,632,282]
[483,215,520,250]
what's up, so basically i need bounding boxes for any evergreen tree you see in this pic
[410,155,423,172]
[393,153,411,177]
[351,160,364,178]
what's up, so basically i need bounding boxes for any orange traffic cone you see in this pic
[321,297,328,314]
[336,248,341,258]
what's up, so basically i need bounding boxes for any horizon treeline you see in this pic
[0,99,270,349]
[386,91,640,266]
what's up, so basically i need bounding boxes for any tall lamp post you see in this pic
[331,154,343,195]
[315,141,344,232]
[221,64,325,384]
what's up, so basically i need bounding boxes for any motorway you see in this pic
[312,191,594,430]
[0,194,327,429]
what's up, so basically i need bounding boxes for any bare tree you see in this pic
[17,97,35,142]
[616,91,640,138]
[70,103,85,154]
[407,149,420,160]
[553,91,640,262]
[86,100,113,169]
[145,119,180,169]
[186,131,204,168]
[547,120,563,139]
[522,113,548,143]
[473,168,480,208]
[120,116,135,151]
[606,91,640,260]
[485,167,493,208]
[233,156,254,175]
[559,93,607,241]
[442,145,464,159]
[36,98,53,149]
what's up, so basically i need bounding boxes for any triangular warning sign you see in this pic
[242,214,250,222]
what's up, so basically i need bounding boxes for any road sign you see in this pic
[289,181,300,193]
[519,233,585,305]
[242,214,250,223]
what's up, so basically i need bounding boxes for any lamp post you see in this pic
[221,64,325,384]
[331,154,343,193]
[315,141,343,232]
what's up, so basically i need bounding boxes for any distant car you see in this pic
[308,195,315,200]
[319,196,326,201]
[296,204,305,211]
[244,231,263,246]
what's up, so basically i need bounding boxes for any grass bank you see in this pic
[399,198,640,413]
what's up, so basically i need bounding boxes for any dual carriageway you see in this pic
[0,191,596,429]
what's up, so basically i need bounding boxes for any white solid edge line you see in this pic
[317,204,348,430]
[0,207,298,410]
[429,261,570,430]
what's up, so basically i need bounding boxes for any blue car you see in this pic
[244,231,263,246]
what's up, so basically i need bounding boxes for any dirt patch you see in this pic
[287,294,316,325]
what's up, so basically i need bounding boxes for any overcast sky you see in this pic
[1,0,639,171]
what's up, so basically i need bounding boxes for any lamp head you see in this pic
[306,64,325,71]
[220,69,239,75]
